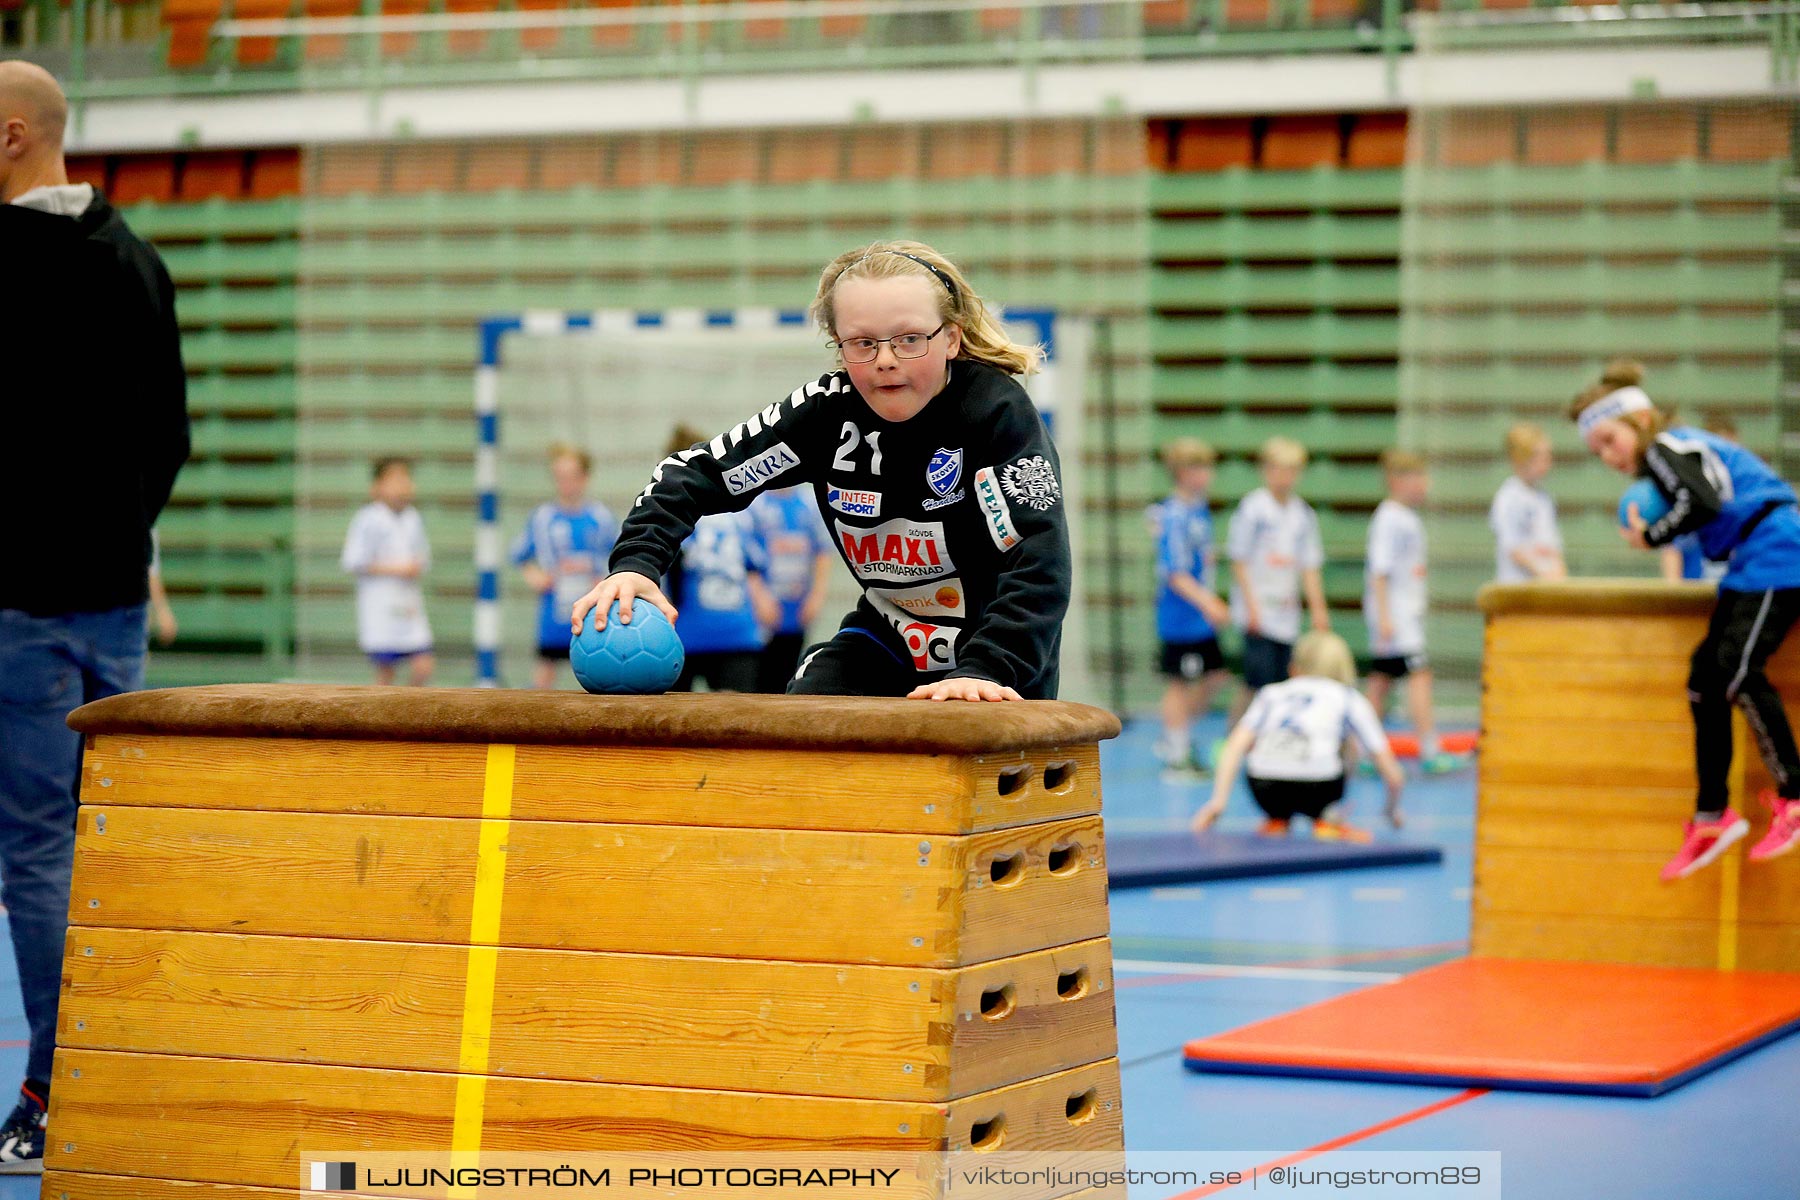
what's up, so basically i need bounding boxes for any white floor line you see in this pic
[1150,887,1206,901]
[1249,886,1306,902]
[1351,887,1407,902]
[1113,958,1403,985]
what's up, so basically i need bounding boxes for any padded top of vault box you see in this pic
[70,685,1122,754]
[1478,578,1716,618]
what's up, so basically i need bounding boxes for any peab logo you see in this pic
[973,467,1021,551]
[309,1162,356,1191]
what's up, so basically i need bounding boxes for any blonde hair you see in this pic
[1504,423,1549,467]
[811,240,1042,376]
[1291,631,1357,686]
[547,441,592,474]
[1259,436,1308,470]
[666,423,708,457]
[1380,448,1425,475]
[1568,359,1668,451]
[1567,359,1645,422]
[1160,437,1217,471]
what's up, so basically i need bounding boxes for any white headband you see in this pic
[1577,385,1653,439]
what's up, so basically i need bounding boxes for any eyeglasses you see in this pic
[833,324,945,364]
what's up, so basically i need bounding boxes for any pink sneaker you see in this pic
[1661,809,1749,882]
[1749,794,1800,863]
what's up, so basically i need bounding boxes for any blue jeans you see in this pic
[0,605,145,1083]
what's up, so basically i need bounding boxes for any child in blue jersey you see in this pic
[662,425,772,693]
[746,484,835,692]
[1574,361,1800,876]
[513,443,619,689]
[1148,438,1232,780]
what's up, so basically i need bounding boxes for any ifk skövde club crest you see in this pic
[927,447,963,498]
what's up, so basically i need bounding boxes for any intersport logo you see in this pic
[827,486,882,518]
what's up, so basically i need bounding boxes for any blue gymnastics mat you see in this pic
[1107,831,1443,888]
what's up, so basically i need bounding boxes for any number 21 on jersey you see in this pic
[833,423,883,475]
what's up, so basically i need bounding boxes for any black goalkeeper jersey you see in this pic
[609,359,1072,697]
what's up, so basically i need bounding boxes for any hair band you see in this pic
[1577,385,1652,439]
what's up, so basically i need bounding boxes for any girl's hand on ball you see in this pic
[571,572,676,634]
[1619,503,1650,551]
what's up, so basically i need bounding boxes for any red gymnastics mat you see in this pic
[1387,730,1478,758]
[1183,957,1800,1097]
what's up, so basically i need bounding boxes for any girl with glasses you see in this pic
[571,240,1070,701]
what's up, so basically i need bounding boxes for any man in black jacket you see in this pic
[0,59,189,1173]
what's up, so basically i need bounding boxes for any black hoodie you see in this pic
[609,359,1071,698]
[0,189,189,615]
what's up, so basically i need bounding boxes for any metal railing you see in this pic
[11,3,1791,134]
[20,0,1408,106]
[1414,2,1800,86]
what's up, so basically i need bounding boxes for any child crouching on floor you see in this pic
[1191,630,1405,841]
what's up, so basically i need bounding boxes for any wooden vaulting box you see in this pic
[50,687,1125,1198]
[1476,582,1800,973]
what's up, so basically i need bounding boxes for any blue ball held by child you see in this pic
[1618,479,1670,531]
[571,599,684,694]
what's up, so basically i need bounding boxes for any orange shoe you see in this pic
[1313,819,1372,844]
[1256,818,1291,838]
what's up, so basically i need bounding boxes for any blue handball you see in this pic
[1618,478,1671,531]
[570,599,684,695]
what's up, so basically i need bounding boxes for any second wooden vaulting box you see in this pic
[49,686,1125,1199]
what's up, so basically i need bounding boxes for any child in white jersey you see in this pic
[1227,437,1329,716]
[1489,424,1565,584]
[1364,450,1466,775]
[341,457,434,686]
[1192,631,1405,841]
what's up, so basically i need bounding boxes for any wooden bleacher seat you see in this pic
[179,151,246,201]
[161,0,222,68]
[1261,114,1343,170]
